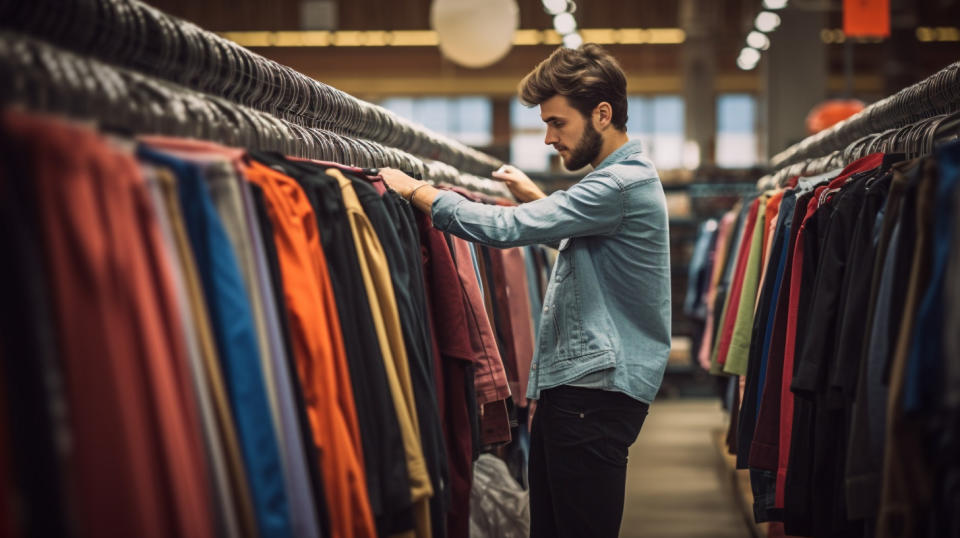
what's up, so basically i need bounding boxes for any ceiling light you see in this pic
[755,11,781,33]
[746,30,770,50]
[563,32,583,48]
[553,12,577,35]
[739,47,761,64]
[762,0,788,9]
[737,56,759,70]
[542,0,568,16]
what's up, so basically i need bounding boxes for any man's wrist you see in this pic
[406,181,431,201]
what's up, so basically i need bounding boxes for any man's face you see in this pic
[540,95,603,171]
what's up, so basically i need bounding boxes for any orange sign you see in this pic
[806,100,866,134]
[844,0,890,37]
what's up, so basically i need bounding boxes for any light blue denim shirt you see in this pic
[431,140,671,404]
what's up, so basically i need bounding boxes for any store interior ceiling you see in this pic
[145,0,959,172]
[149,0,959,99]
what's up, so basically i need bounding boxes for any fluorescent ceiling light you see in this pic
[739,47,761,64]
[553,12,577,35]
[762,0,788,9]
[542,0,568,16]
[746,30,770,50]
[755,11,781,33]
[737,56,758,70]
[562,32,583,48]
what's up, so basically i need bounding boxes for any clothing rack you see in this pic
[769,60,960,170]
[0,31,510,197]
[760,110,960,187]
[0,0,508,189]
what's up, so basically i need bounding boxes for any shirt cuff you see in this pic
[430,190,463,230]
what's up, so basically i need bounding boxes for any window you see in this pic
[626,95,685,171]
[379,96,492,147]
[716,94,759,168]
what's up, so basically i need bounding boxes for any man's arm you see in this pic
[380,167,625,249]
[380,164,547,210]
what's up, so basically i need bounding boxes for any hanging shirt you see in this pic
[844,167,910,521]
[724,192,772,375]
[144,164,246,538]
[416,211,477,538]
[488,247,536,409]
[348,171,447,538]
[244,161,375,538]
[709,199,755,374]
[254,153,414,537]
[381,189,452,538]
[11,112,215,538]
[878,160,938,538]
[774,154,884,513]
[446,235,512,446]
[736,189,794,472]
[712,196,762,372]
[140,139,325,538]
[139,147,294,538]
[698,211,737,371]
[327,168,432,538]
[905,141,960,412]
[0,112,71,538]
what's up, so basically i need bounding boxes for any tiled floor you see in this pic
[619,399,753,538]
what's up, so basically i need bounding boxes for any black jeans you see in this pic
[529,386,649,538]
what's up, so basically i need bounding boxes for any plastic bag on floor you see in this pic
[470,453,530,538]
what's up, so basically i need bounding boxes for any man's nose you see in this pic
[544,130,558,146]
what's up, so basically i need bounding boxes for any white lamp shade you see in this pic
[431,0,519,68]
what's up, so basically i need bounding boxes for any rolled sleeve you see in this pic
[430,173,625,248]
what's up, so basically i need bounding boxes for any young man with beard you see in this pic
[381,43,671,538]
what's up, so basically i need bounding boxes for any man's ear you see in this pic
[594,102,613,130]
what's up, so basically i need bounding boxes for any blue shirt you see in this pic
[138,147,294,538]
[432,140,671,404]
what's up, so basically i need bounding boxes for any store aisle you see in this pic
[620,399,751,538]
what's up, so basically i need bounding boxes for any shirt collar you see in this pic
[593,139,644,172]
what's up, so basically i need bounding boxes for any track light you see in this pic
[746,30,770,50]
[562,32,583,48]
[553,12,577,35]
[542,0,568,16]
[755,11,781,33]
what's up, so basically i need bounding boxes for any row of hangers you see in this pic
[0,0,504,178]
[759,111,960,189]
[0,31,512,197]
[771,60,960,169]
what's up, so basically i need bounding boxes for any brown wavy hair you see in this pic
[518,43,628,131]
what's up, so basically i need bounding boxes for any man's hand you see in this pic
[379,167,423,199]
[380,167,440,214]
[492,164,547,203]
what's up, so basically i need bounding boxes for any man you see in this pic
[381,43,671,538]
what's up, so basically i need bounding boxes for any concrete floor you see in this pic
[620,399,753,538]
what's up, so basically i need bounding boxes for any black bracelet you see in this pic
[407,183,431,202]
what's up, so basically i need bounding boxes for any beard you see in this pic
[561,121,603,171]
